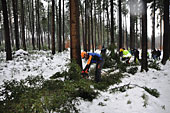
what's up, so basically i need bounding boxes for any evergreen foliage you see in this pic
[103,45,119,68]
[50,60,81,81]
[127,67,138,75]
[0,75,99,112]
[148,60,161,70]
[94,72,125,91]
[143,87,160,98]
[0,58,128,112]
[0,49,162,112]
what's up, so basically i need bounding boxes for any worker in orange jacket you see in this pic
[81,51,104,82]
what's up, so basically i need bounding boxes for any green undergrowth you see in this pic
[148,60,161,70]
[0,59,128,113]
[1,47,162,112]
[103,45,119,68]
[127,67,138,75]
[0,76,99,113]
[109,84,160,99]
[102,45,139,75]
[94,72,125,91]
[143,87,160,98]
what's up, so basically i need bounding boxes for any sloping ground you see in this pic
[0,49,170,113]
[77,61,170,113]
[0,49,70,86]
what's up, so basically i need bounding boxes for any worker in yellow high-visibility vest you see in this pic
[120,48,132,64]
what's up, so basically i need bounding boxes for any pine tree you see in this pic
[141,0,148,72]
[51,0,55,55]
[70,0,82,68]
[1,0,12,60]
[161,0,170,65]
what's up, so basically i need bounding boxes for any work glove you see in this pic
[81,70,88,79]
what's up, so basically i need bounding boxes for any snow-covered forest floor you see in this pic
[0,49,170,113]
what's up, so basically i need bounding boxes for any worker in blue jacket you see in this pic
[81,51,104,82]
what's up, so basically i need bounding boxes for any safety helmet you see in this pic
[81,51,87,58]
[119,48,124,52]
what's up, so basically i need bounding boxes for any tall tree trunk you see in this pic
[58,0,62,52]
[130,0,135,49]
[110,0,114,46]
[135,17,138,48]
[102,2,105,47]
[70,0,82,68]
[99,8,102,48]
[27,0,32,46]
[88,14,91,51]
[29,0,32,41]
[86,0,91,51]
[63,0,65,51]
[161,0,169,65]
[151,0,155,50]
[123,16,125,48]
[160,14,162,50]
[80,3,85,51]
[8,0,14,47]
[37,0,41,50]
[141,0,148,72]
[94,0,97,50]
[21,0,26,50]
[125,15,128,49]
[118,0,122,50]
[0,14,1,46]
[36,0,38,48]
[91,0,94,52]
[140,16,142,49]
[51,0,55,55]
[97,15,100,48]
[12,0,20,50]
[56,6,59,50]
[84,0,88,51]
[32,0,35,49]
[106,3,110,47]
[48,1,50,49]
[1,0,12,60]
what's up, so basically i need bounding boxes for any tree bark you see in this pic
[91,0,94,52]
[141,0,148,72]
[119,0,122,50]
[37,0,41,50]
[51,0,55,55]
[110,0,114,46]
[151,0,155,50]
[161,0,169,65]
[106,3,110,47]
[21,0,26,50]
[80,3,85,51]
[130,0,135,49]
[84,0,88,52]
[8,0,14,47]
[70,0,82,68]
[94,0,97,50]
[1,0,12,60]
[47,1,50,50]
[63,0,65,51]
[160,15,162,50]
[32,0,35,49]
[88,13,91,51]
[58,0,62,52]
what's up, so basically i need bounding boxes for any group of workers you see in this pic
[119,48,140,64]
[80,47,161,82]
[151,49,161,60]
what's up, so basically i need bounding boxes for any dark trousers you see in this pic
[95,60,104,82]
[134,55,140,63]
